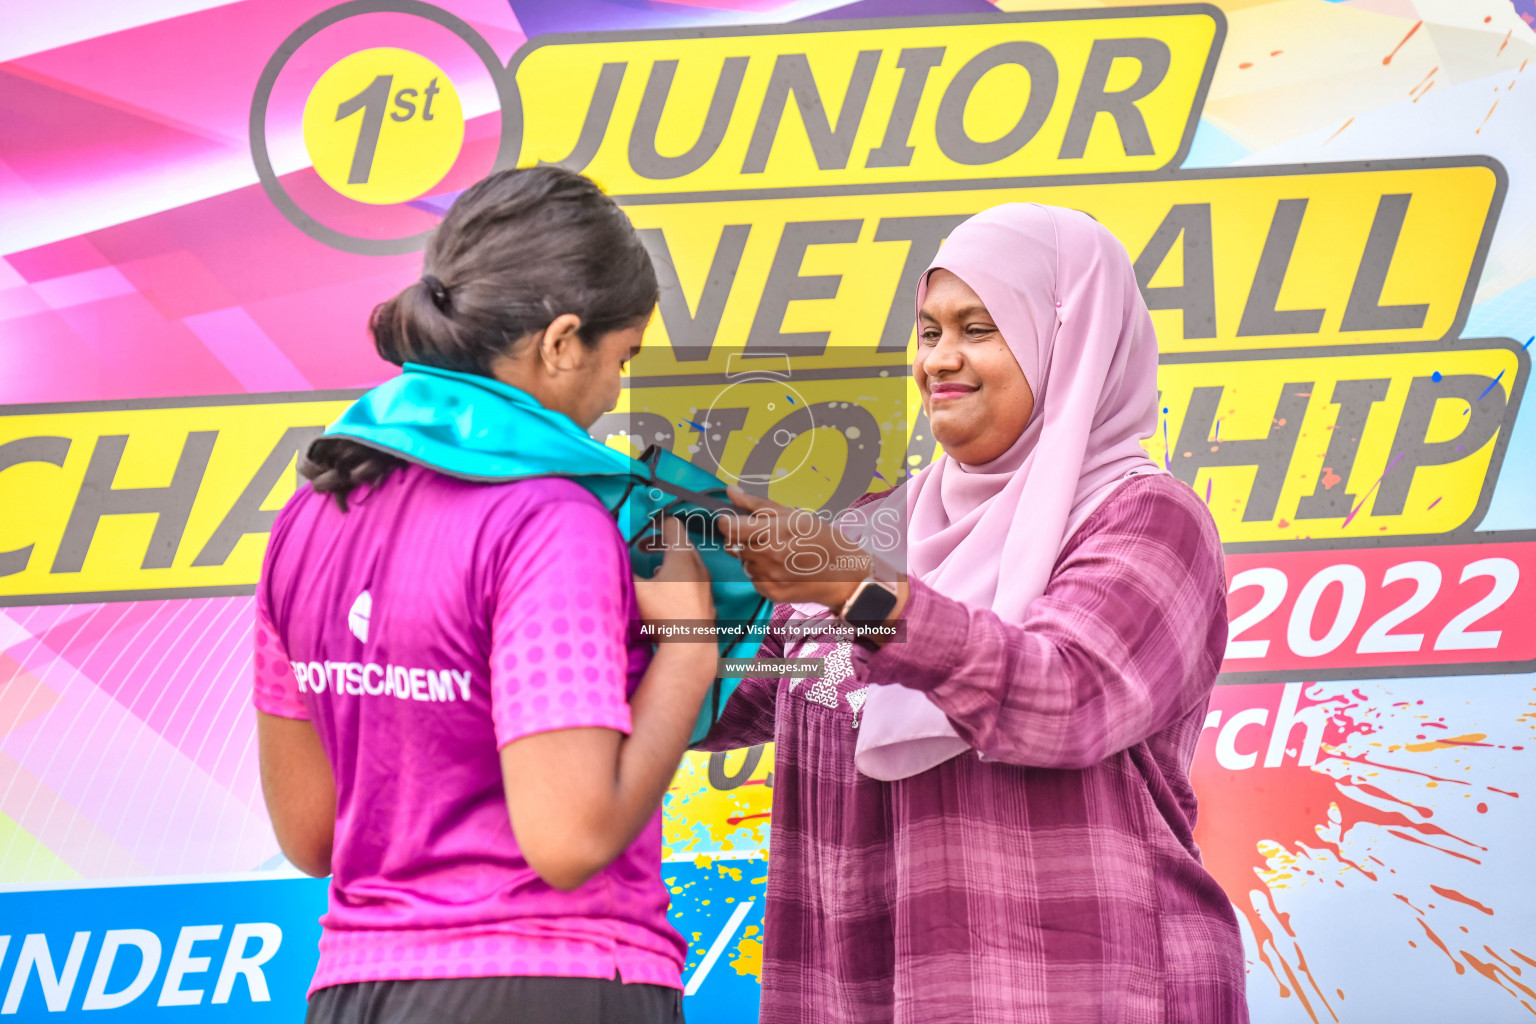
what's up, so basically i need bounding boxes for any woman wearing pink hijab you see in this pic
[712,204,1247,1023]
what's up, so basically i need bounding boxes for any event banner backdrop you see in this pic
[2,0,1534,1021]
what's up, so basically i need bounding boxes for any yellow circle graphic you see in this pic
[302,47,464,205]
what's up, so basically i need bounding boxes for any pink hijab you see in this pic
[854,203,1164,781]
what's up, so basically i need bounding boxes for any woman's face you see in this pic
[914,269,1035,465]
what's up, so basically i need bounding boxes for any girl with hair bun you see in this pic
[255,166,715,1024]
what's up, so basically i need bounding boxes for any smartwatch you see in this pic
[837,576,900,649]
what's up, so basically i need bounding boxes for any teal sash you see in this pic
[323,363,768,744]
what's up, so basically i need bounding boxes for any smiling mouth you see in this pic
[929,383,978,400]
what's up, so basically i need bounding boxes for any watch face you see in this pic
[846,581,899,624]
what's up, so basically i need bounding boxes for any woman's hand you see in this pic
[719,486,872,609]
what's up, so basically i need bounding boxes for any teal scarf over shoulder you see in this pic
[323,363,768,745]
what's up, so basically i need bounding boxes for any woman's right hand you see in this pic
[634,515,715,627]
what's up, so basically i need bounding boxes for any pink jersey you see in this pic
[253,464,684,995]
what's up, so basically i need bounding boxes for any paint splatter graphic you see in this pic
[663,750,773,986]
[1342,452,1403,528]
[1194,682,1534,1020]
[664,749,773,859]
[1382,20,1422,65]
[733,926,764,976]
[1477,371,1508,403]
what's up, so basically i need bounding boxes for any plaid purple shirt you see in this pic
[701,474,1248,1024]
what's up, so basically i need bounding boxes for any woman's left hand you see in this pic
[719,486,871,608]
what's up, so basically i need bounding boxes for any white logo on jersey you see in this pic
[347,591,371,643]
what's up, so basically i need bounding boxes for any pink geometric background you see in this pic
[3,1,1536,1021]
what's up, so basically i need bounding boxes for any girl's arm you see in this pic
[496,513,717,891]
[499,646,715,891]
[252,611,336,877]
[256,712,336,877]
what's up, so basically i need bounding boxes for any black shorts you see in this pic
[305,975,685,1024]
